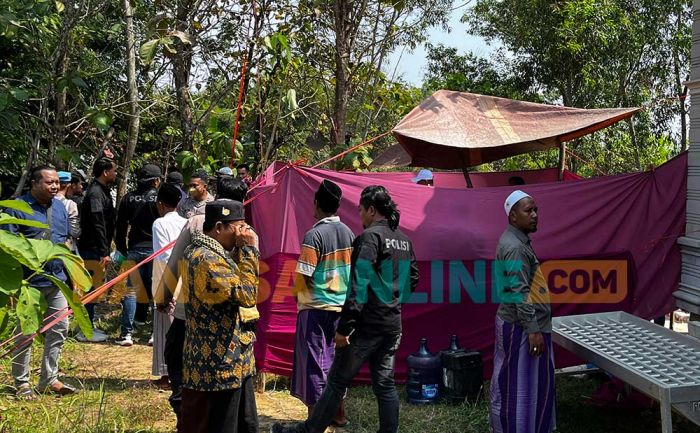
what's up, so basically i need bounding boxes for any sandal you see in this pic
[15,385,36,401]
[43,381,78,396]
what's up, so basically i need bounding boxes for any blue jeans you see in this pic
[302,332,401,433]
[78,249,105,325]
[121,247,152,337]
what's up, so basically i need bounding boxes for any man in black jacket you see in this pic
[272,185,419,433]
[114,163,162,346]
[78,157,117,342]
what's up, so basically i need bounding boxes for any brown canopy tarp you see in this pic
[383,90,639,169]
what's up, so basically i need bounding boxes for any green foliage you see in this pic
[17,284,47,335]
[338,144,374,171]
[0,198,34,214]
[0,0,692,191]
[456,0,691,174]
[0,249,23,295]
[45,274,92,339]
[0,229,43,269]
[423,44,542,102]
[0,209,93,338]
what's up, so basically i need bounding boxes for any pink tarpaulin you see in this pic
[390,90,640,168]
[350,167,581,188]
[249,154,686,382]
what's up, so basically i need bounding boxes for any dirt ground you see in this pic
[68,342,336,433]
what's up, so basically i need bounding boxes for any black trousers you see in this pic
[303,332,401,433]
[180,376,259,433]
[165,318,186,429]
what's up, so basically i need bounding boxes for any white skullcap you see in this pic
[504,190,532,215]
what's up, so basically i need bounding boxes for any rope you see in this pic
[245,164,290,196]
[1,164,293,357]
[312,131,392,169]
[0,240,177,354]
[229,0,257,167]
[565,147,609,177]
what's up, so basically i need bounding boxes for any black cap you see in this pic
[166,171,184,185]
[318,179,341,201]
[157,183,183,208]
[138,163,163,180]
[205,200,245,225]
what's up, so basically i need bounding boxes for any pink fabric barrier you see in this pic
[250,154,686,382]
[348,167,581,188]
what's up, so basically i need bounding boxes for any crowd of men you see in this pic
[3,157,554,433]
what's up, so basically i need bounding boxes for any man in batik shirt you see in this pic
[180,200,259,433]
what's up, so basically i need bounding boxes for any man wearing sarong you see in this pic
[272,185,419,433]
[180,200,259,433]
[150,183,187,389]
[490,190,555,433]
[291,180,354,427]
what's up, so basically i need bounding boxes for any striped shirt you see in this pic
[296,216,355,312]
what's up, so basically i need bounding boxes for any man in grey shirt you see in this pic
[495,200,551,338]
[490,190,555,433]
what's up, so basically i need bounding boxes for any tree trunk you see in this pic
[49,0,76,166]
[173,0,194,151]
[674,7,689,151]
[242,0,264,102]
[118,0,141,204]
[16,99,48,196]
[627,117,641,171]
[332,0,351,149]
[15,132,41,198]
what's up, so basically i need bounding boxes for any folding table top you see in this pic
[553,311,700,402]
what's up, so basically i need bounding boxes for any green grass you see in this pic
[338,376,699,433]
[1,308,699,432]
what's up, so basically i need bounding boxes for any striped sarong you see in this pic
[291,309,341,406]
[490,316,556,433]
[152,308,172,377]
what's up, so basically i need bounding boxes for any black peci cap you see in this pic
[157,183,183,208]
[205,200,245,225]
[317,179,342,202]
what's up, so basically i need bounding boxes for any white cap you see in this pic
[412,169,433,183]
[504,190,532,215]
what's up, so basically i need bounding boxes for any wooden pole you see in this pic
[462,168,473,188]
[459,151,474,188]
[558,141,567,181]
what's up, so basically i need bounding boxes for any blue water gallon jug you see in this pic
[406,338,442,404]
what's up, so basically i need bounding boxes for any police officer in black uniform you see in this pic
[272,185,419,433]
[114,163,162,346]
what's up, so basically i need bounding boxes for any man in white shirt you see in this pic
[151,183,187,390]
